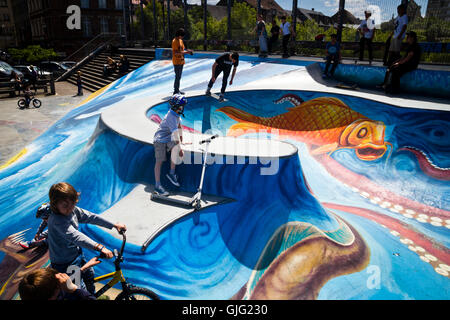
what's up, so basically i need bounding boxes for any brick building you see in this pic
[1,0,32,48]
[27,0,126,57]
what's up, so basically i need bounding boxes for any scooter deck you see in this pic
[151,192,196,208]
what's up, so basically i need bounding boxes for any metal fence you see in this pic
[125,0,450,64]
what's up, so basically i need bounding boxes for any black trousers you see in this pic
[268,36,278,53]
[173,64,184,94]
[282,34,291,56]
[359,37,373,61]
[207,65,231,94]
[384,63,416,93]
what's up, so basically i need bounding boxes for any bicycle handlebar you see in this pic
[96,230,127,260]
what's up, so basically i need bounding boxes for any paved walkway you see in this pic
[0,82,85,166]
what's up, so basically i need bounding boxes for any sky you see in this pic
[188,0,430,23]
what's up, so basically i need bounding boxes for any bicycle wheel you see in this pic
[17,99,26,109]
[115,286,160,300]
[32,99,41,108]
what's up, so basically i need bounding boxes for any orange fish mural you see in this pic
[217,95,392,161]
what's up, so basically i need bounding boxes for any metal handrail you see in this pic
[56,33,123,81]
[64,32,120,62]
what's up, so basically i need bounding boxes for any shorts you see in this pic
[154,141,176,162]
[389,37,403,52]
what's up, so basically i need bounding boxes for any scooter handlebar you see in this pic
[199,134,219,145]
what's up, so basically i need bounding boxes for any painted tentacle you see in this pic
[273,94,304,107]
[398,146,450,181]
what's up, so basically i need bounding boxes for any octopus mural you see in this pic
[217,93,450,292]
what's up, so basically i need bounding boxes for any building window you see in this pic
[0,0,7,8]
[117,17,124,35]
[81,0,89,9]
[115,0,123,10]
[100,17,109,33]
[99,0,107,9]
[82,16,92,37]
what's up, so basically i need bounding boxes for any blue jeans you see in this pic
[324,55,339,76]
[51,251,95,294]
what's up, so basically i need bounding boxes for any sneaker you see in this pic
[218,94,225,102]
[18,241,30,250]
[155,185,169,196]
[166,173,180,187]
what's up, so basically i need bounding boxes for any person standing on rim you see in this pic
[357,9,376,65]
[386,4,408,67]
[254,14,268,58]
[280,16,294,58]
[172,28,193,95]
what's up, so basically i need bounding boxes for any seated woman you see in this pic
[379,31,421,94]
[103,57,117,77]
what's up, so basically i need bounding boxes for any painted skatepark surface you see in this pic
[0,51,449,300]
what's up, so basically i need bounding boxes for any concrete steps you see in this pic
[65,49,155,93]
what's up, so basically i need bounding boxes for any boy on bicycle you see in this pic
[46,182,127,294]
[24,85,32,107]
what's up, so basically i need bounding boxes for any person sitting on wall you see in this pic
[378,31,421,94]
[322,34,341,78]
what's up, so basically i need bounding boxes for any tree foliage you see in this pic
[8,45,57,64]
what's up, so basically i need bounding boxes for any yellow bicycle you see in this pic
[94,231,159,300]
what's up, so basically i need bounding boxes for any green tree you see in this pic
[9,45,57,64]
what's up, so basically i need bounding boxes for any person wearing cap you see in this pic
[357,10,375,64]
[153,94,187,195]
[205,52,239,102]
[386,4,408,66]
[379,31,421,94]
[172,28,193,95]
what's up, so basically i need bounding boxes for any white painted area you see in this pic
[100,90,298,159]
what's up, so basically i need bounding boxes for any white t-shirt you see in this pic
[394,14,408,40]
[359,19,375,39]
[280,22,291,35]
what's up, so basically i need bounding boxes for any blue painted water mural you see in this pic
[0,52,448,299]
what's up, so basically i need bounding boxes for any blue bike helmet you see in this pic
[169,94,187,117]
[169,94,187,108]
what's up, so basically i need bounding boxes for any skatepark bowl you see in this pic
[0,50,449,300]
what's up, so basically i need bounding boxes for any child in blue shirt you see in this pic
[153,94,187,196]
[323,34,341,78]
